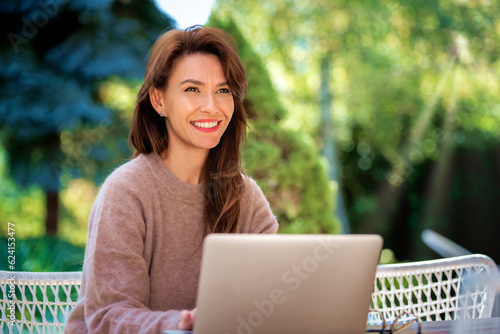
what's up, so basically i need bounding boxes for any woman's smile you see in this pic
[190,119,222,132]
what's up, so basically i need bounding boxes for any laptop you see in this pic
[165,234,383,334]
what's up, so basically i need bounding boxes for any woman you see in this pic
[65,26,278,333]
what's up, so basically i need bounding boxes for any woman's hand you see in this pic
[177,308,197,330]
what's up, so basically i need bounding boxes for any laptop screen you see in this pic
[168,234,382,334]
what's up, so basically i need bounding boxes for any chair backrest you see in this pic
[0,270,82,334]
[369,254,498,324]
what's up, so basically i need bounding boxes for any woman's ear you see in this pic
[149,87,166,117]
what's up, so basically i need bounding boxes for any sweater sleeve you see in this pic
[73,172,180,333]
[244,177,279,234]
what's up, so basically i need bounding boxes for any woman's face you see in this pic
[151,53,234,156]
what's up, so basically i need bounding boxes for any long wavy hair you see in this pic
[129,26,248,235]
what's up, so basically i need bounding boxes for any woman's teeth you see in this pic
[191,121,218,128]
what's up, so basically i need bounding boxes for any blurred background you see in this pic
[0,0,499,272]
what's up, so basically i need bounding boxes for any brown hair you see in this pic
[129,26,248,235]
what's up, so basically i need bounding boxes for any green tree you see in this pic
[213,0,500,260]
[208,15,341,234]
[0,0,174,234]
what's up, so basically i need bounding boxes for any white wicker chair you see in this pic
[369,254,499,324]
[0,271,82,334]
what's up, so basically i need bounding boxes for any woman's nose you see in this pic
[200,93,218,113]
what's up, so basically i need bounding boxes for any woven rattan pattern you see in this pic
[1,271,82,334]
[369,254,498,325]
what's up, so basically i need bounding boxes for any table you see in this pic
[167,318,500,334]
[396,317,500,334]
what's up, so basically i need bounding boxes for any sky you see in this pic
[154,0,216,29]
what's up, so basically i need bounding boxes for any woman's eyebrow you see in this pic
[217,81,229,87]
[179,79,229,87]
[180,79,202,86]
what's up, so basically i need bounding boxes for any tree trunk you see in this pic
[320,52,350,233]
[45,190,58,235]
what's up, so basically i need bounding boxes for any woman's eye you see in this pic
[218,88,231,94]
[185,87,198,92]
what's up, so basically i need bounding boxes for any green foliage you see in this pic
[0,146,45,238]
[213,0,500,261]
[0,0,175,234]
[0,144,97,246]
[208,15,341,234]
[0,236,84,272]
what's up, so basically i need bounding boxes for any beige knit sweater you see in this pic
[65,153,278,333]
